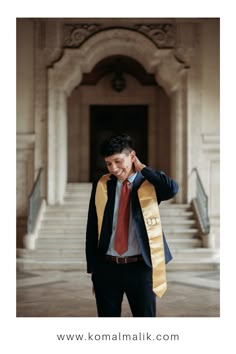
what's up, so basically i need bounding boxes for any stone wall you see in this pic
[17,19,35,217]
[16,18,220,247]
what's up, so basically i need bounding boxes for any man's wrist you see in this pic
[136,163,146,172]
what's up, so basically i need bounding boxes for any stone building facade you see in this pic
[16,18,220,250]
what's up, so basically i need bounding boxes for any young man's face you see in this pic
[104,150,135,181]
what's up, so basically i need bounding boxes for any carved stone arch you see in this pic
[47,28,187,204]
[79,29,157,75]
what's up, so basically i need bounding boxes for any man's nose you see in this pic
[110,164,118,173]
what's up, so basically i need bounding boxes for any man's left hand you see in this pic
[133,154,146,172]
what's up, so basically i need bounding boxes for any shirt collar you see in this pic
[117,172,137,185]
[128,172,137,183]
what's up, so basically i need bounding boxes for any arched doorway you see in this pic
[67,54,171,182]
[48,28,187,204]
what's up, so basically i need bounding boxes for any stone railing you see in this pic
[24,168,46,250]
[192,168,210,236]
[27,168,43,234]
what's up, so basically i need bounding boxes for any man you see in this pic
[86,134,178,317]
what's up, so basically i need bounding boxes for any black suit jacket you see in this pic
[86,167,179,273]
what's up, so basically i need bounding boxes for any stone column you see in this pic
[170,88,186,203]
[155,51,188,203]
[34,20,47,198]
[171,75,188,203]
[47,49,83,204]
[56,90,68,204]
[34,19,63,203]
[47,70,57,204]
[48,85,68,204]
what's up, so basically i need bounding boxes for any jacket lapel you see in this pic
[132,171,145,194]
[106,174,117,235]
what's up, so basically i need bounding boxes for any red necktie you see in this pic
[114,180,131,255]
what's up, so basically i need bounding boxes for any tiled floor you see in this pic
[16,269,220,317]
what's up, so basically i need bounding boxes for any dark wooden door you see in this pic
[90,105,148,181]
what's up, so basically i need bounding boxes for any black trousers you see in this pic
[92,260,156,317]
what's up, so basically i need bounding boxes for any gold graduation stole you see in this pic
[95,174,111,240]
[95,174,167,298]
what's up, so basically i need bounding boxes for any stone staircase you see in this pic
[18,183,219,271]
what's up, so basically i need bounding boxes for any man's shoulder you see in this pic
[99,173,112,182]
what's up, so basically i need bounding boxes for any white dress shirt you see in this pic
[106,173,141,257]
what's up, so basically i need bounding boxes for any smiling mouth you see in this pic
[114,171,125,178]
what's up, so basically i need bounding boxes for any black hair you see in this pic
[100,134,134,157]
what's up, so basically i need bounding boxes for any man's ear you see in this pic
[130,150,136,162]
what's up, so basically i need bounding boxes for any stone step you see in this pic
[45,205,193,213]
[43,213,195,223]
[171,248,219,260]
[169,238,202,248]
[41,222,87,228]
[49,208,193,217]
[46,207,193,215]
[17,259,87,271]
[160,203,190,209]
[160,211,193,217]
[44,209,194,216]
[37,235,201,248]
[36,240,84,249]
[17,256,219,272]
[162,222,197,228]
[37,233,86,239]
[39,230,85,237]
[38,230,198,240]
[168,259,219,271]
[36,236,201,248]
[165,230,199,237]
[40,218,197,229]
[159,216,195,222]
[62,199,190,210]
[18,248,85,258]
[47,206,89,212]
[19,247,219,261]
[39,229,198,238]
[43,216,88,222]
[19,183,218,272]
[43,211,195,220]
[41,218,197,228]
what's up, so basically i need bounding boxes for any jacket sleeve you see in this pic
[85,180,99,273]
[141,166,179,203]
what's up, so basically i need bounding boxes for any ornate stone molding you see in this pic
[133,24,175,48]
[43,47,63,67]
[48,49,83,95]
[174,23,200,68]
[78,28,157,75]
[63,23,175,49]
[63,24,102,48]
[153,50,188,94]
